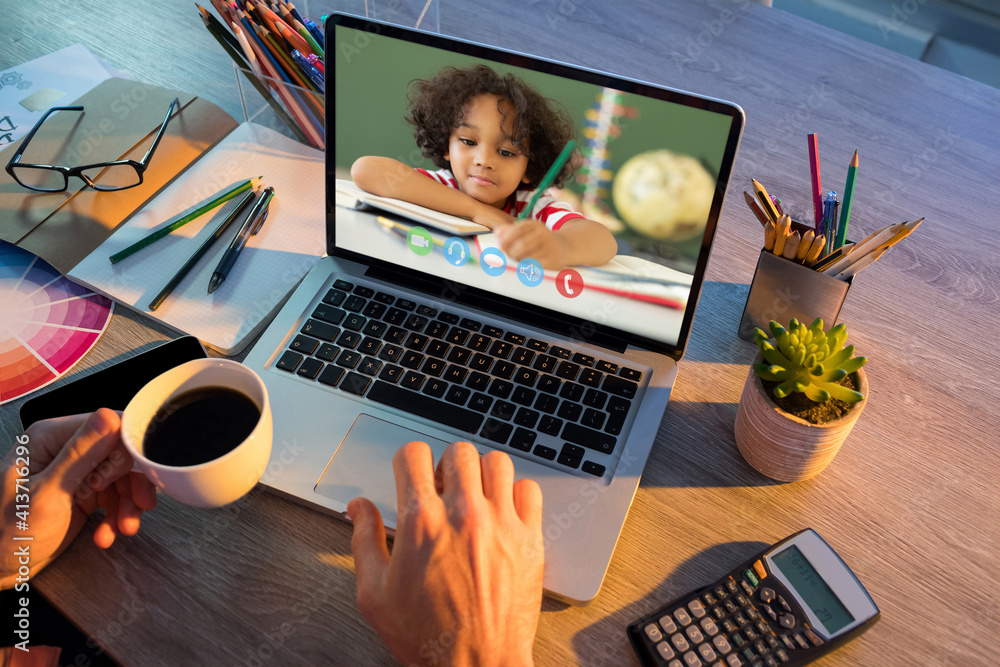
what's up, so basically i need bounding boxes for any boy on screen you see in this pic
[351,64,617,270]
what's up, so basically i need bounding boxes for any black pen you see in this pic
[208,186,274,294]
[147,188,257,311]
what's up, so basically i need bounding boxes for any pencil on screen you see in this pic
[109,177,262,264]
[517,140,576,221]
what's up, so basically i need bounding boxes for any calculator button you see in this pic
[777,596,792,613]
[688,599,708,618]
[725,654,743,667]
[793,633,810,649]
[756,621,769,636]
[698,642,718,663]
[712,634,732,654]
[724,601,738,614]
[660,615,678,634]
[714,586,728,600]
[765,635,780,651]
[730,632,746,648]
[682,651,701,667]
[726,580,739,595]
[656,640,677,660]
[779,634,796,650]
[753,560,767,581]
[754,640,768,655]
[644,623,663,643]
[740,580,755,596]
[711,606,726,620]
[668,661,684,667]
[742,647,756,663]
[735,594,749,608]
[762,605,778,621]
[722,619,737,634]
[743,569,759,588]
[745,607,760,622]
[703,592,717,606]
[764,655,779,667]
[775,648,790,663]
[700,617,720,637]
[671,633,691,652]
[734,613,749,627]
[804,629,824,646]
[759,587,776,604]
[686,625,705,644]
[779,614,796,629]
[674,608,693,627]
[743,627,757,641]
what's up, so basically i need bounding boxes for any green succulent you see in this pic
[753,318,867,403]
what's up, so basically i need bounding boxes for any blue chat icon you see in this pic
[480,247,507,277]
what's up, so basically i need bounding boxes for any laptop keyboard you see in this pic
[271,277,646,480]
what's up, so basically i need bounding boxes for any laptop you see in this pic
[242,13,744,604]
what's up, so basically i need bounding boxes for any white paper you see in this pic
[0,44,118,150]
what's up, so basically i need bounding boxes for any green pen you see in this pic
[516,139,576,221]
[109,176,262,264]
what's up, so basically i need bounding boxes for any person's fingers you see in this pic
[436,441,482,501]
[131,471,158,512]
[88,442,135,492]
[347,497,390,617]
[43,409,122,491]
[512,478,543,531]
[480,450,515,508]
[114,477,142,536]
[93,484,121,549]
[392,441,439,519]
[23,412,94,471]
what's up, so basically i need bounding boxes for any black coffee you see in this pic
[143,387,260,467]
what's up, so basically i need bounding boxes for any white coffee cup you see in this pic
[121,359,272,508]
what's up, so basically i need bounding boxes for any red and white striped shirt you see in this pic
[416,168,584,231]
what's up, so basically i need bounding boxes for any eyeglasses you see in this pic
[4,97,180,192]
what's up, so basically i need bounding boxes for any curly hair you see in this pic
[406,64,576,188]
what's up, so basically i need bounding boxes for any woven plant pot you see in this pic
[734,356,868,482]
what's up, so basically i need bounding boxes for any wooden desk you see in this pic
[2,1,998,665]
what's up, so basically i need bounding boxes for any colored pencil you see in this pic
[744,190,769,226]
[148,187,258,310]
[808,133,823,229]
[110,177,262,264]
[836,150,858,250]
[196,5,308,144]
[751,178,780,223]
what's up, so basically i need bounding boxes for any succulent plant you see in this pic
[753,318,867,403]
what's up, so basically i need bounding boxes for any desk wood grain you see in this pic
[2,1,998,665]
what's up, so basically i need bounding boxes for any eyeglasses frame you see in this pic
[4,97,181,192]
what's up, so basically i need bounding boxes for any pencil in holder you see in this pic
[233,63,325,150]
[738,249,853,340]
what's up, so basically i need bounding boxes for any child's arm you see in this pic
[494,218,617,269]
[351,156,512,229]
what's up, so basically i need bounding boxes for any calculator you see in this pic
[626,529,879,667]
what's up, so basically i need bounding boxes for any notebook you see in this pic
[242,14,744,604]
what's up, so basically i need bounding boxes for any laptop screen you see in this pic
[329,15,743,358]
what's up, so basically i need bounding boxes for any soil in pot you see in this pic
[761,372,862,424]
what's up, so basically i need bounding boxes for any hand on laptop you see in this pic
[1,409,157,589]
[349,441,544,667]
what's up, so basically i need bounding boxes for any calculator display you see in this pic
[771,544,854,634]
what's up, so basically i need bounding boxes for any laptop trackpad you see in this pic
[313,414,451,527]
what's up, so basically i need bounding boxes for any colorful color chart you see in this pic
[1,241,113,405]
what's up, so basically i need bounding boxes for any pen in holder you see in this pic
[233,63,324,150]
[738,219,853,340]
